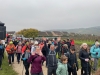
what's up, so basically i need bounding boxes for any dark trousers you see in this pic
[8,53,14,64]
[82,66,91,75]
[31,71,43,75]
[0,55,2,68]
[68,68,77,75]
[48,66,57,75]
[17,53,21,63]
[46,56,48,67]
[23,60,30,75]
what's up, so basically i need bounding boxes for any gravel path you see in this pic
[12,56,81,75]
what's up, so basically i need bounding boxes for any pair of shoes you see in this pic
[9,64,11,66]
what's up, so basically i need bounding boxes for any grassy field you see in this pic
[0,54,18,75]
[75,40,94,46]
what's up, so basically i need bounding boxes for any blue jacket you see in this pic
[90,45,100,58]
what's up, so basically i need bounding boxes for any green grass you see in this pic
[75,40,94,46]
[0,54,18,75]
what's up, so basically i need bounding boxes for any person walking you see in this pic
[56,55,68,75]
[43,37,61,75]
[90,42,100,71]
[79,43,91,75]
[16,42,23,64]
[28,47,46,75]
[6,41,16,66]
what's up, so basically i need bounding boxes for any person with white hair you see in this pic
[31,41,39,54]
[90,42,100,71]
[79,43,91,75]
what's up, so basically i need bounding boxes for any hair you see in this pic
[70,48,75,51]
[60,55,68,62]
[80,43,88,49]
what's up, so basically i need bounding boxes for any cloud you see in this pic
[0,0,100,31]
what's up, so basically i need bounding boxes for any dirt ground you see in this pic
[12,56,81,75]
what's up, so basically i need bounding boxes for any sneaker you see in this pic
[9,64,11,66]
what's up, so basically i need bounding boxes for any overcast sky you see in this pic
[0,0,100,31]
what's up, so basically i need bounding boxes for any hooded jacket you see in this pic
[44,41,60,67]
[90,45,100,58]
[56,61,68,75]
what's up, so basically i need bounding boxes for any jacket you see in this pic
[44,41,60,67]
[90,45,100,58]
[0,44,4,55]
[16,45,22,53]
[79,49,90,67]
[6,44,16,54]
[56,61,68,75]
[27,54,46,74]
[68,52,78,69]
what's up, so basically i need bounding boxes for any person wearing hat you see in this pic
[6,41,16,66]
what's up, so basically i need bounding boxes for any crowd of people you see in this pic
[0,36,100,75]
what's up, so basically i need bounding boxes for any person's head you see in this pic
[26,42,29,46]
[50,45,55,51]
[63,44,68,49]
[60,55,68,64]
[9,41,13,45]
[18,42,22,46]
[80,43,88,50]
[70,48,75,54]
[95,39,98,42]
[95,42,100,47]
[67,39,70,42]
[34,41,39,46]
[35,47,41,54]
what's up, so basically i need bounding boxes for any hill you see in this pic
[66,26,100,35]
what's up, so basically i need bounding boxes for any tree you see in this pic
[17,28,38,38]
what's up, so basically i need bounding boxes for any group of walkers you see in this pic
[0,36,100,75]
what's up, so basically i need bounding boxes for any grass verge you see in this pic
[0,54,18,75]
[75,40,94,46]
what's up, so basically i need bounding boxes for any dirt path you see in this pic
[13,56,81,75]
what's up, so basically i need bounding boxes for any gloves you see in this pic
[96,52,98,55]
[22,58,26,61]
[85,59,89,62]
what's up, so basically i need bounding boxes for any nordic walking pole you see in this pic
[87,62,89,75]
[22,65,24,75]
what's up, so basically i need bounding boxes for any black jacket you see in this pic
[79,49,90,67]
[68,52,78,69]
[44,41,60,67]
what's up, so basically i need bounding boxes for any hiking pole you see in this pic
[22,65,24,75]
[87,62,89,75]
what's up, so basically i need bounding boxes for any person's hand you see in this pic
[91,58,94,61]
[42,37,46,41]
[85,59,89,62]
[32,52,35,55]
[57,37,61,42]
[96,52,98,55]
